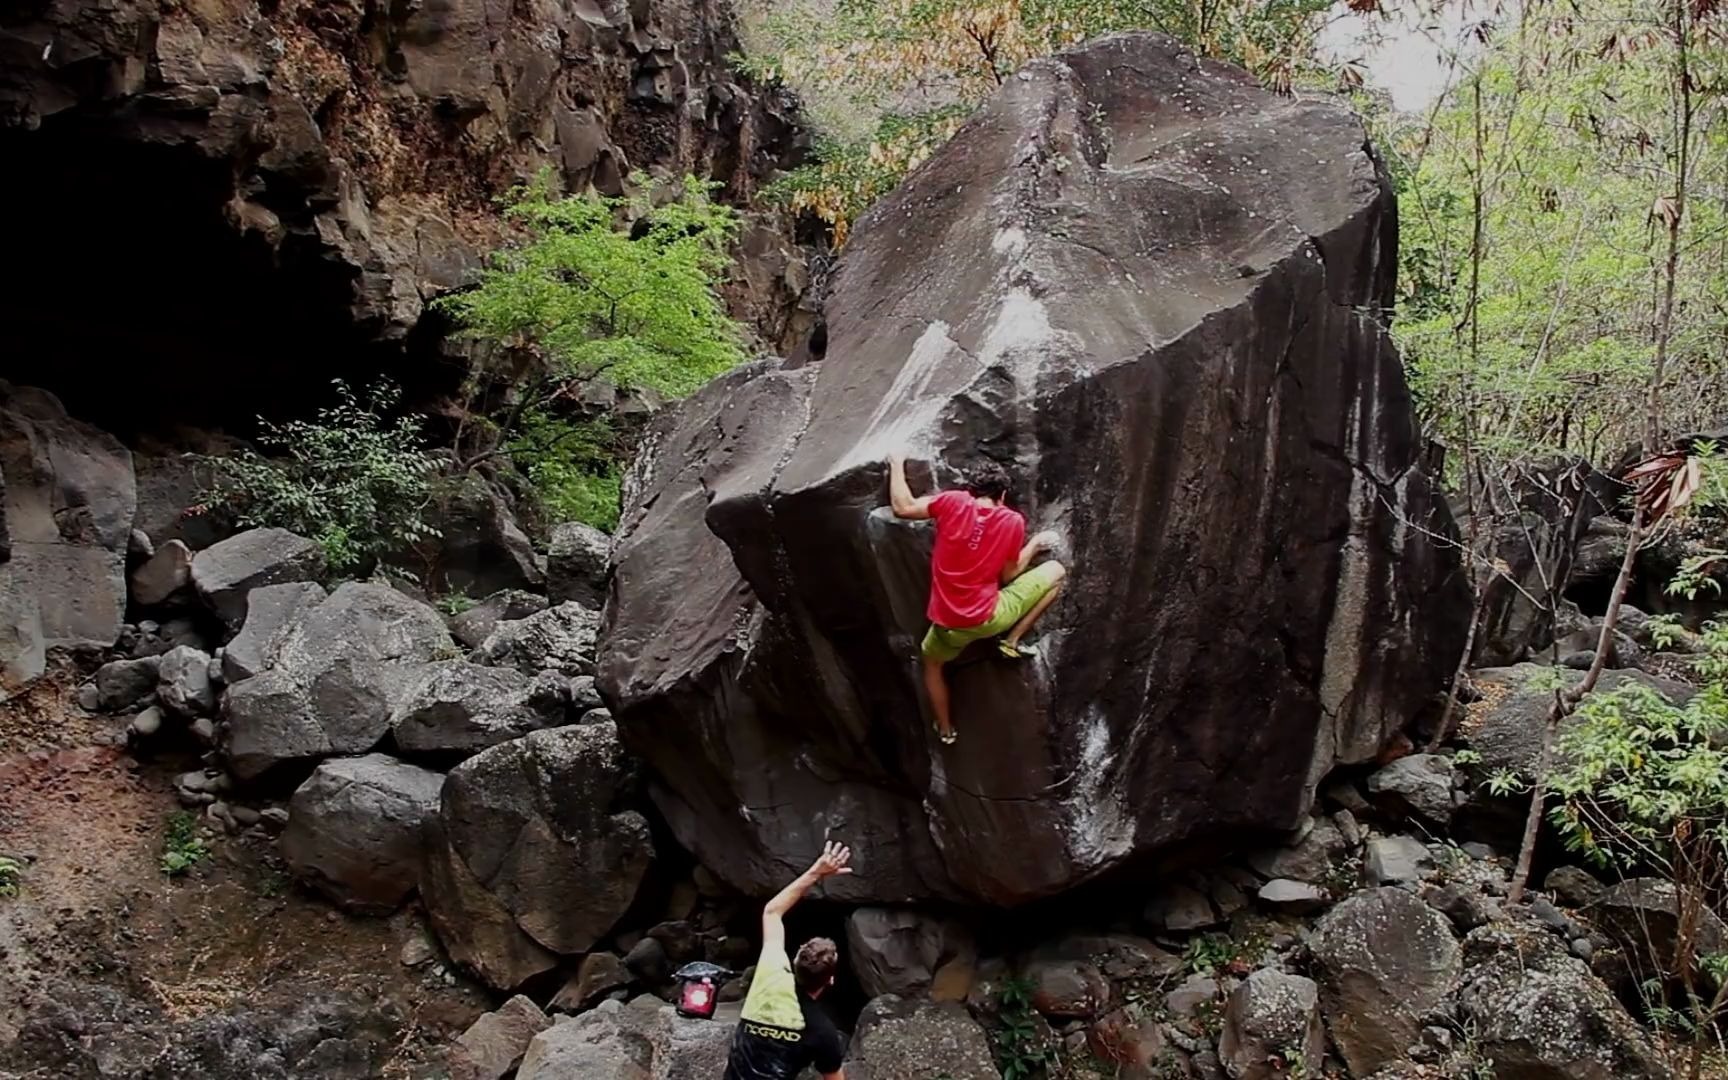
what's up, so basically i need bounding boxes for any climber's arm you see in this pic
[760,841,853,954]
[1002,531,1058,584]
[887,454,934,520]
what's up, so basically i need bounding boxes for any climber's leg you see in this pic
[919,625,967,744]
[999,561,1067,656]
[922,656,955,743]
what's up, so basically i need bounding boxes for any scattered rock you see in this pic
[1423,883,1497,933]
[1023,955,1110,1021]
[1257,879,1329,915]
[471,601,601,676]
[448,589,548,651]
[221,580,326,683]
[157,645,215,716]
[624,936,670,983]
[1218,970,1324,1080]
[551,952,632,1013]
[569,675,604,712]
[1333,808,1363,848]
[1526,896,1578,938]
[1164,972,1222,1018]
[12,981,401,1080]
[844,995,1001,1080]
[278,753,445,913]
[1458,922,1671,1079]
[1545,865,1607,909]
[130,539,194,606]
[389,662,569,756]
[516,998,736,1079]
[847,908,978,1000]
[75,681,100,712]
[420,819,558,991]
[1310,887,1463,1076]
[1595,878,1728,979]
[429,473,544,600]
[189,716,216,745]
[422,723,653,988]
[129,706,164,738]
[95,656,160,711]
[1457,665,1694,848]
[546,521,611,608]
[1248,817,1347,883]
[447,995,551,1080]
[225,583,456,778]
[1364,835,1434,887]
[1144,882,1220,933]
[1366,754,1457,826]
[400,935,437,968]
[0,384,135,691]
[1085,1007,1167,1075]
[191,527,325,629]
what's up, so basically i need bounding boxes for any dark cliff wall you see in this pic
[0,0,811,434]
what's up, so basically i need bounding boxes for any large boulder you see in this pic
[1461,458,1612,666]
[845,995,1000,1080]
[220,580,327,683]
[598,32,1467,906]
[191,528,325,630]
[846,908,978,1000]
[1455,664,1695,847]
[516,998,736,1080]
[447,995,552,1080]
[1457,921,1671,1080]
[472,601,601,676]
[547,522,611,607]
[0,383,135,693]
[449,589,549,651]
[157,645,216,716]
[1310,887,1462,1076]
[278,753,444,913]
[389,661,570,756]
[224,583,457,779]
[1218,969,1324,1080]
[1594,878,1728,981]
[422,723,654,989]
[426,474,544,599]
[130,538,195,607]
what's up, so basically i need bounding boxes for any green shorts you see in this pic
[920,562,1063,663]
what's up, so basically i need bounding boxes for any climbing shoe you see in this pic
[937,726,958,746]
[998,640,1039,660]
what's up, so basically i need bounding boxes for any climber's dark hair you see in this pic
[962,461,1013,503]
[793,937,839,993]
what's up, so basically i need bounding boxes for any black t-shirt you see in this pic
[722,946,846,1079]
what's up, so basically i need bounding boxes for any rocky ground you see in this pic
[0,674,490,1080]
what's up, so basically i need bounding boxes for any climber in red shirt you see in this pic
[887,454,1066,745]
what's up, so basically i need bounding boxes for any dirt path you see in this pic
[0,673,488,1076]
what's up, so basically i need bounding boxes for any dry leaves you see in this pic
[1627,452,1704,520]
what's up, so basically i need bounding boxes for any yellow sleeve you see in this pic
[739,943,806,1030]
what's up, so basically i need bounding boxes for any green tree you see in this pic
[437,174,746,529]
[204,379,439,577]
[1549,619,1728,1080]
[739,0,1339,243]
[1389,0,1728,464]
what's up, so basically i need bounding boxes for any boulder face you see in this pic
[0,383,135,692]
[600,32,1468,905]
[422,723,654,987]
[278,753,445,913]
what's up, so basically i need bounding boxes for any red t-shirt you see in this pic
[926,490,1026,628]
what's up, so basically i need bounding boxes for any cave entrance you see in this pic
[0,116,452,441]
